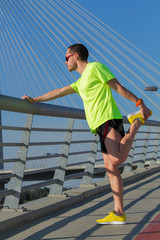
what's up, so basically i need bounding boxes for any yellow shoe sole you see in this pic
[127,110,152,124]
[96,220,126,225]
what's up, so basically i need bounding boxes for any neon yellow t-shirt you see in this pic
[70,62,122,133]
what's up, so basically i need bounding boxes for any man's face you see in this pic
[65,49,77,72]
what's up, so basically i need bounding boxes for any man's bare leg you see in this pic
[98,120,143,217]
[104,120,142,165]
[103,153,124,216]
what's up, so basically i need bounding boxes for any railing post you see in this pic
[157,145,160,164]
[81,134,99,186]
[49,119,74,196]
[3,114,33,210]
[123,137,136,173]
[150,127,160,166]
[0,110,3,171]
[137,126,150,169]
[0,110,4,190]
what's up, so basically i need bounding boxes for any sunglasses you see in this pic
[65,52,79,62]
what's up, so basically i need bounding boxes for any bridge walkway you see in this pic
[0,168,160,240]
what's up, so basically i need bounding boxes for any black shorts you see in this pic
[97,119,125,154]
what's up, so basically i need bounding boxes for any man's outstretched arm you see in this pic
[22,85,76,103]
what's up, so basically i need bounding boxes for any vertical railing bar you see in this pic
[0,110,4,190]
[3,114,34,210]
[0,111,3,169]
[150,127,160,166]
[49,119,74,196]
[80,134,99,186]
[137,126,151,169]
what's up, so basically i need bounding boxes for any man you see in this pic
[22,43,152,225]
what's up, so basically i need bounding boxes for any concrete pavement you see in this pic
[0,166,160,240]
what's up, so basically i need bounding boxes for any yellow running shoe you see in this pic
[127,110,152,125]
[96,211,126,225]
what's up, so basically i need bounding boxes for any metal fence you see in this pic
[0,94,160,210]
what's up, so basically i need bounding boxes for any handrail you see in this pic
[0,94,85,119]
[1,94,159,126]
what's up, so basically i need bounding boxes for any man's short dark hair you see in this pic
[68,44,89,61]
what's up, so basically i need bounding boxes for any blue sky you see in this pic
[82,0,160,62]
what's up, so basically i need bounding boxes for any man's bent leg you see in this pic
[103,153,124,216]
[104,119,141,165]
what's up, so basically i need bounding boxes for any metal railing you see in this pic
[0,94,160,210]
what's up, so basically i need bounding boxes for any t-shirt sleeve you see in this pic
[70,81,80,95]
[95,63,116,83]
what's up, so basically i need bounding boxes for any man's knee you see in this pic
[109,155,126,166]
[104,155,119,168]
[111,159,120,166]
